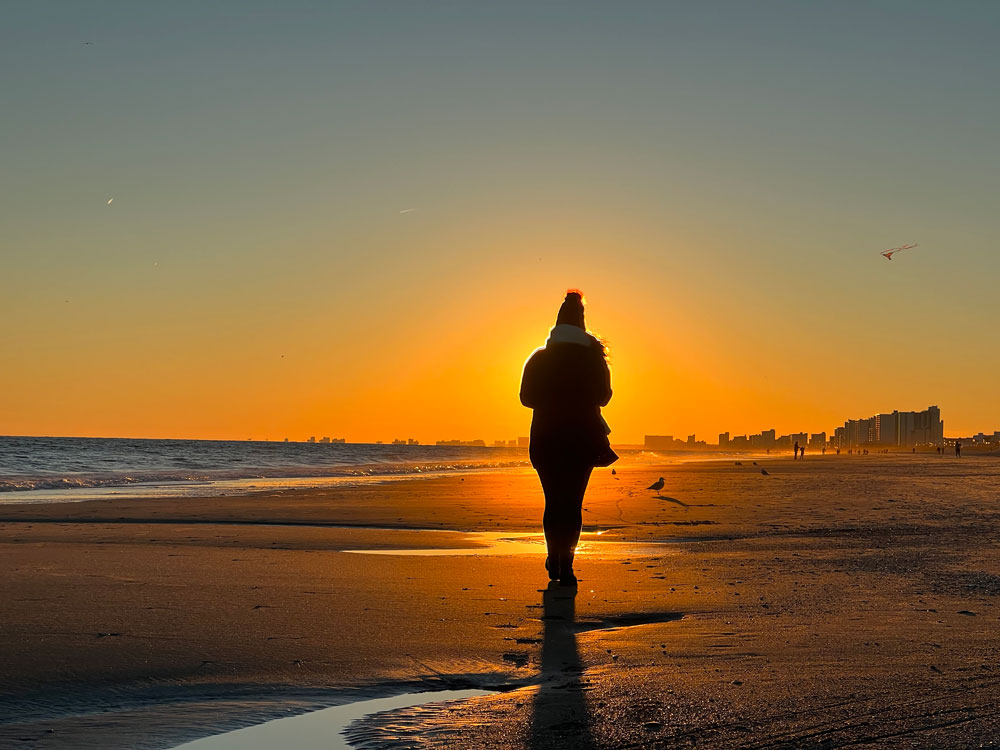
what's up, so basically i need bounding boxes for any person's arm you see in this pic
[519,351,542,408]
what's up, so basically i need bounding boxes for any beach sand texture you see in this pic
[2,456,1000,748]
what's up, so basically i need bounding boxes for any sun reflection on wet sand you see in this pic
[342,530,697,557]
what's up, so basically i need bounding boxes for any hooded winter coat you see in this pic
[519,331,613,468]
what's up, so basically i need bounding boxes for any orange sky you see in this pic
[3,218,993,443]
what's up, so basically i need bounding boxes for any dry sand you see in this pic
[2,456,1000,748]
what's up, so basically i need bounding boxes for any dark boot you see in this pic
[557,551,577,586]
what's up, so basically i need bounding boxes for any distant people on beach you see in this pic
[955,441,962,458]
[521,290,617,587]
[793,441,800,460]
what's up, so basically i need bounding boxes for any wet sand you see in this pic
[2,456,1000,747]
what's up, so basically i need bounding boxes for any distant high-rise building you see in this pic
[927,405,944,446]
[718,432,730,447]
[645,435,675,451]
[517,436,529,448]
[837,406,942,447]
[687,434,696,445]
[875,413,898,445]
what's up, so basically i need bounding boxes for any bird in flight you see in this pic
[399,208,416,214]
[881,243,917,261]
[107,198,113,205]
[647,477,665,494]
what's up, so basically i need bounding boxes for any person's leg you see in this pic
[537,462,594,582]
[560,466,593,580]
[536,464,568,579]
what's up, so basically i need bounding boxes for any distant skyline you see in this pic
[3,3,1000,443]
[9,402,998,446]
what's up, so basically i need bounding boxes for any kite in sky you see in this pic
[881,243,917,260]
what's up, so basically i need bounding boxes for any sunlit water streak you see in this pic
[171,689,492,749]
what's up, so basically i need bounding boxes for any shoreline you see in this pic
[3,448,967,507]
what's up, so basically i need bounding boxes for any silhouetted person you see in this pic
[955,440,962,458]
[520,291,616,586]
[793,441,800,460]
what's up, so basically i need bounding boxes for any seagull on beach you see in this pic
[761,468,770,476]
[647,477,665,494]
[881,243,917,260]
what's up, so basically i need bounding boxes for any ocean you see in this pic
[0,436,531,504]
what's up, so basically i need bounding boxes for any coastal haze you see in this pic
[4,3,1000,750]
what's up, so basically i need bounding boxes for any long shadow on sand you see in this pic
[530,583,596,749]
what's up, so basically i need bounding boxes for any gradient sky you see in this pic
[3,2,999,443]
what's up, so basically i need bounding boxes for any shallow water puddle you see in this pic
[172,689,492,749]
[343,531,699,557]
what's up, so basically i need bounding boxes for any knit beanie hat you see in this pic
[555,290,585,329]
